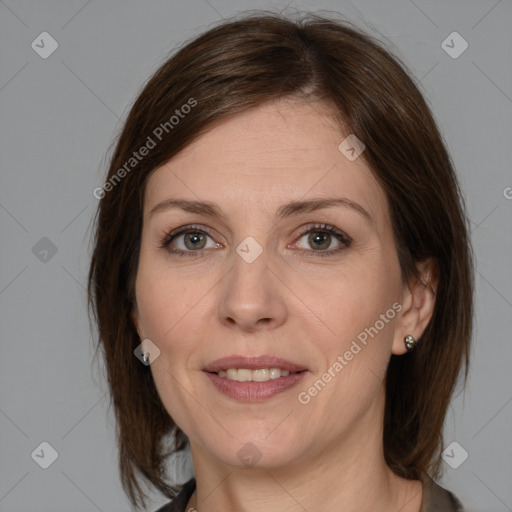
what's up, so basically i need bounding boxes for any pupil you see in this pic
[185,232,205,250]
[309,232,330,250]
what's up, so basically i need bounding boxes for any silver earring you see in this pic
[142,352,150,364]
[404,334,417,352]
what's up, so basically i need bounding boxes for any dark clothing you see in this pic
[420,473,464,512]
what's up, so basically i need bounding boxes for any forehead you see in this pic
[144,99,388,224]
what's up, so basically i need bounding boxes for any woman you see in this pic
[88,11,473,512]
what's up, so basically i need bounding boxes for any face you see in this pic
[132,98,412,472]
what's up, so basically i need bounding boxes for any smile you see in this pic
[203,370,307,402]
[215,368,300,381]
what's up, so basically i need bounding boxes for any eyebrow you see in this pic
[148,197,373,224]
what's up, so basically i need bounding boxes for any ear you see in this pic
[392,258,438,356]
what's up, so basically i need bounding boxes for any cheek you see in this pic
[135,263,208,433]
[135,249,205,343]
[326,258,399,335]
[315,254,400,388]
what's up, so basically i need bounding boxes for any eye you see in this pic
[159,222,352,259]
[159,224,221,257]
[292,223,352,257]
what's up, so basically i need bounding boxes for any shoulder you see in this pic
[153,478,196,512]
[420,473,464,512]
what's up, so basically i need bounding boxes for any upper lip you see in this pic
[203,355,308,373]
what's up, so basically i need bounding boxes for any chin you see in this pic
[207,438,301,471]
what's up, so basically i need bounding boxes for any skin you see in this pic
[132,98,437,512]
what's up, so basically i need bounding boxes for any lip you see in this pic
[202,355,308,373]
[204,371,308,402]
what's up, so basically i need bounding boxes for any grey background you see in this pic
[1,1,511,511]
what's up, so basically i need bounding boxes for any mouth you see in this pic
[207,368,305,381]
[203,355,307,375]
[202,355,308,401]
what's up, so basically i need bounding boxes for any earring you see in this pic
[404,334,417,352]
[142,351,150,364]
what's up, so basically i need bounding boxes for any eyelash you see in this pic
[159,223,352,258]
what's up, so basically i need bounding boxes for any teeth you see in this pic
[215,368,295,381]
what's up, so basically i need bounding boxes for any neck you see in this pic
[187,387,423,512]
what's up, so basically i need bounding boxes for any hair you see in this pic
[87,10,474,510]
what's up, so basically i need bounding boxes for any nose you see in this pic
[217,244,288,333]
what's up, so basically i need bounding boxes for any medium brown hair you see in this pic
[87,11,474,510]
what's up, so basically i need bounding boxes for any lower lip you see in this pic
[204,371,307,402]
